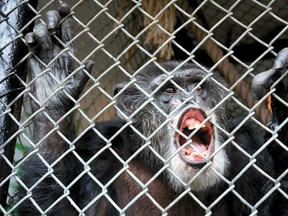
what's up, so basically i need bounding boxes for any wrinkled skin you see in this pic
[24,3,94,153]
[14,3,287,216]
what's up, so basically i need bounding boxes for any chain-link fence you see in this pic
[1,0,287,215]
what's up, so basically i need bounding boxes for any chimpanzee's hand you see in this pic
[26,3,94,111]
[251,48,288,130]
[251,48,288,99]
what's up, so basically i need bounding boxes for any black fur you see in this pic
[15,62,287,215]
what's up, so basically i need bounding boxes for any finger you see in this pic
[69,60,94,97]
[77,60,95,88]
[84,60,95,74]
[274,47,288,70]
[45,10,61,30]
[27,56,43,80]
[58,2,71,17]
[25,32,36,47]
[33,23,53,50]
[251,69,279,99]
[58,3,73,44]
[60,15,73,44]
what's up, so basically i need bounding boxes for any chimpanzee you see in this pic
[14,3,287,216]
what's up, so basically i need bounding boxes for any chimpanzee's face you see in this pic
[115,62,229,191]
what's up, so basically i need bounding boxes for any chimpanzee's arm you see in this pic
[252,48,288,147]
[16,4,94,214]
[26,3,94,155]
[251,49,288,215]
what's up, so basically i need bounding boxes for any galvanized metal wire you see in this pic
[0,0,287,215]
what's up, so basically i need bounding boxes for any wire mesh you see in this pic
[0,0,287,215]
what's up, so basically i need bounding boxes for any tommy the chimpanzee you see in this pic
[15,3,287,216]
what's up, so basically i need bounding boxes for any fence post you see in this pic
[0,0,38,212]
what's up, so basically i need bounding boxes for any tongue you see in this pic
[190,142,207,153]
[184,143,207,156]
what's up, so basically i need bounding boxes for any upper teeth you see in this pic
[188,125,196,130]
[187,120,206,130]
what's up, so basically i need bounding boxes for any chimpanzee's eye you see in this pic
[164,86,176,94]
[195,82,204,92]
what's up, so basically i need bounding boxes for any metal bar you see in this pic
[0,0,38,212]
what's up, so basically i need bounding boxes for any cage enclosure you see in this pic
[0,0,287,215]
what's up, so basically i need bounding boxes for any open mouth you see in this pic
[176,108,214,166]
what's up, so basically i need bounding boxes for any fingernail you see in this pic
[25,32,35,45]
[58,3,71,16]
[33,23,52,50]
[46,10,60,30]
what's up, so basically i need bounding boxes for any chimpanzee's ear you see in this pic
[113,82,139,121]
